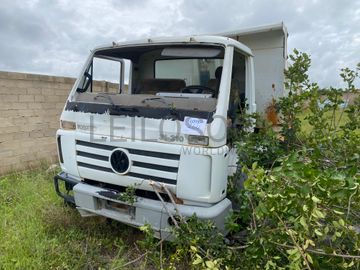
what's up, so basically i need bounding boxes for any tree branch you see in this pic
[275,214,312,270]
[270,241,360,260]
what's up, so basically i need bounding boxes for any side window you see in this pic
[228,50,246,128]
[92,57,122,94]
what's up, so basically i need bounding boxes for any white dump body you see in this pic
[218,22,288,113]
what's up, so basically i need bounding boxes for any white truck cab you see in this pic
[54,23,287,238]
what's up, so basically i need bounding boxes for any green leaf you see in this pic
[333,220,340,228]
[192,255,203,265]
[307,239,315,247]
[205,260,215,268]
[306,253,313,264]
[333,209,344,215]
[252,162,258,170]
[287,248,299,255]
[317,184,326,191]
[311,196,321,203]
[339,218,345,226]
[306,253,314,264]
[312,209,325,219]
[300,216,308,230]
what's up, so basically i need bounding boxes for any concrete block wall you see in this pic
[0,71,75,175]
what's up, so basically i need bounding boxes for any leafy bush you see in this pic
[235,117,285,168]
[235,156,360,269]
[227,51,360,269]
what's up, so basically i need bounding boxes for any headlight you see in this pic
[188,135,209,146]
[61,120,76,130]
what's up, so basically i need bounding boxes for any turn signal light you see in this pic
[60,120,76,130]
[188,135,209,146]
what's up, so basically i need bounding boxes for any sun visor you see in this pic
[161,47,221,58]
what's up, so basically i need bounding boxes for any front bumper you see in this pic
[54,172,81,205]
[54,172,232,239]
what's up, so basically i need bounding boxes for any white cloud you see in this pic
[0,0,359,88]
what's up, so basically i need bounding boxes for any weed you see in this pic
[0,169,139,269]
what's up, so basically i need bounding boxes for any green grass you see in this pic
[0,168,146,269]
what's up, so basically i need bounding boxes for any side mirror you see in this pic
[76,71,92,93]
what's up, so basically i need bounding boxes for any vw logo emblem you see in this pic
[109,149,131,174]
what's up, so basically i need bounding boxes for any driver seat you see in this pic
[206,66,222,97]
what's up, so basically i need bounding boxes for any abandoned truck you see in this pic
[54,23,288,238]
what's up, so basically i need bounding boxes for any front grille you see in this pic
[75,140,180,185]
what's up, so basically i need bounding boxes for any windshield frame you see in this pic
[67,42,234,123]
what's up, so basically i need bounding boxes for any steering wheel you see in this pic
[181,85,215,96]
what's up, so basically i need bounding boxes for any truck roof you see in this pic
[93,22,288,58]
[93,35,253,56]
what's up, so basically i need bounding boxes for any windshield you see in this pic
[69,44,225,121]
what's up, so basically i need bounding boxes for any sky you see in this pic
[0,0,359,88]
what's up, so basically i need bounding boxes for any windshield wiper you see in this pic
[94,94,139,114]
[141,97,170,105]
[141,97,180,116]
[94,94,115,106]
